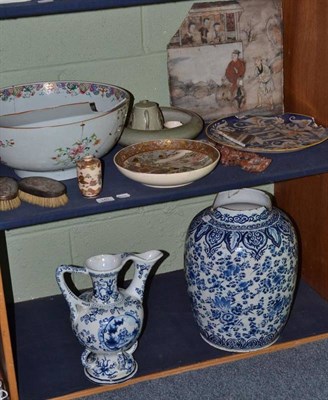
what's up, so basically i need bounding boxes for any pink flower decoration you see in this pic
[69,144,86,157]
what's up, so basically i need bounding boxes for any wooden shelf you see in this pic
[13,270,328,400]
[0,0,327,398]
[0,271,19,399]
[276,0,328,300]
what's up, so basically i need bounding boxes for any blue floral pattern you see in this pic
[185,197,298,352]
[82,350,136,384]
[56,250,163,384]
[98,313,140,351]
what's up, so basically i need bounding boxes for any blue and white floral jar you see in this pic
[184,188,298,352]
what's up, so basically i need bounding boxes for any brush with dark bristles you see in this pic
[0,177,21,211]
[18,177,69,208]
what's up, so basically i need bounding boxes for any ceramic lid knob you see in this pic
[134,100,158,109]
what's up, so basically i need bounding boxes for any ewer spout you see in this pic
[124,250,164,302]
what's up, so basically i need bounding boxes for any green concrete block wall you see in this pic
[1,3,273,302]
[0,1,195,302]
[6,186,273,303]
[6,195,216,302]
[0,2,195,105]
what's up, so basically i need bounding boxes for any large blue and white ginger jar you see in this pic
[56,250,163,384]
[184,188,298,352]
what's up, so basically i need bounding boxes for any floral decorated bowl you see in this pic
[0,81,130,180]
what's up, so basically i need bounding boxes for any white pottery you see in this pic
[0,81,130,180]
[164,120,183,129]
[56,250,164,384]
[184,188,298,352]
[0,102,104,127]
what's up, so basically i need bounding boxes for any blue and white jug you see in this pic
[184,188,298,352]
[56,250,163,384]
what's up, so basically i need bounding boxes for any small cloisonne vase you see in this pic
[56,250,163,384]
[184,188,298,352]
[76,155,102,197]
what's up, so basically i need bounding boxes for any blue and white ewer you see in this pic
[184,188,298,352]
[56,250,163,384]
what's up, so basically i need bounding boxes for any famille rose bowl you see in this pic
[0,81,130,180]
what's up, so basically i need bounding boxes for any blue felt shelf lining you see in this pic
[0,0,185,19]
[1,132,328,230]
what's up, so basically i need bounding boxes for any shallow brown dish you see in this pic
[114,139,220,188]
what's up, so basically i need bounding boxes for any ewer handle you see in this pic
[56,265,90,318]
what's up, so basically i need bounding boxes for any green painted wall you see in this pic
[6,186,273,302]
[1,4,273,302]
[6,194,215,302]
[0,3,195,105]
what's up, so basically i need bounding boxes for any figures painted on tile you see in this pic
[182,22,202,46]
[167,0,284,120]
[254,57,275,109]
[225,49,246,108]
